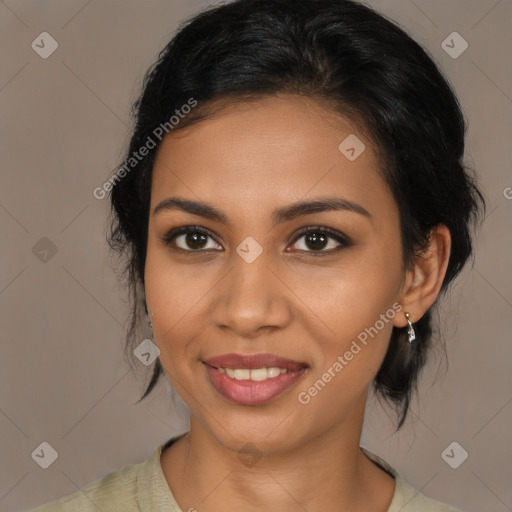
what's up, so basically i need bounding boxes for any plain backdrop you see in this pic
[1,1,511,511]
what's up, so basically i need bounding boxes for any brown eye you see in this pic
[161,227,222,252]
[289,227,354,254]
[160,225,353,255]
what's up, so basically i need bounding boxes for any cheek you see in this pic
[145,235,203,316]
[287,245,402,400]
[305,278,397,386]
[295,287,399,420]
[285,244,402,340]
[143,243,217,368]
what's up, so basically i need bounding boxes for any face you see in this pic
[144,94,407,454]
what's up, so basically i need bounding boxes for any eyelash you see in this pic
[159,225,354,255]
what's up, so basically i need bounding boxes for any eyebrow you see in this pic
[153,195,371,227]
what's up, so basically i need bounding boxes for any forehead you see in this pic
[150,95,392,217]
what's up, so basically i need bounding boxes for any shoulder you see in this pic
[394,479,463,512]
[29,434,187,511]
[29,458,141,512]
[360,446,464,512]
[29,436,184,512]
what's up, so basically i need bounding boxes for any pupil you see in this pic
[306,232,327,250]
[186,232,207,249]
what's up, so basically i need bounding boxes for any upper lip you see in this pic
[203,353,308,371]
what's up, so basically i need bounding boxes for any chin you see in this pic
[196,404,307,454]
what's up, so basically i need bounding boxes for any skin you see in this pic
[144,94,451,512]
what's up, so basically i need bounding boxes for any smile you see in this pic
[203,353,308,405]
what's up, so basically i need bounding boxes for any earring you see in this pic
[404,312,415,343]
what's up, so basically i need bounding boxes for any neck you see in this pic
[161,400,395,512]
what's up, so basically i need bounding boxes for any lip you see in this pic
[203,353,308,406]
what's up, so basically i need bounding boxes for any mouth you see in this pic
[203,353,308,405]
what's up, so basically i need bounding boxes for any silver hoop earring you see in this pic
[404,312,415,343]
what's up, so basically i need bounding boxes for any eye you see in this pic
[288,226,354,254]
[160,226,222,252]
[160,225,354,255]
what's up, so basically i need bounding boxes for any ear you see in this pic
[393,224,451,328]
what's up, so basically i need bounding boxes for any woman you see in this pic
[32,0,484,510]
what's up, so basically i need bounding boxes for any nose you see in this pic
[210,249,293,338]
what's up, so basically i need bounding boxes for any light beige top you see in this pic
[31,433,462,511]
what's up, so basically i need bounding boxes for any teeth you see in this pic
[249,368,269,381]
[218,367,288,381]
[234,369,250,380]
[267,368,281,378]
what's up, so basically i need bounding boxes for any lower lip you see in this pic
[204,365,307,405]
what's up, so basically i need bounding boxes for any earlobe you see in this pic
[394,224,451,328]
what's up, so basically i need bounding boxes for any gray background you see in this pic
[1,0,511,511]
